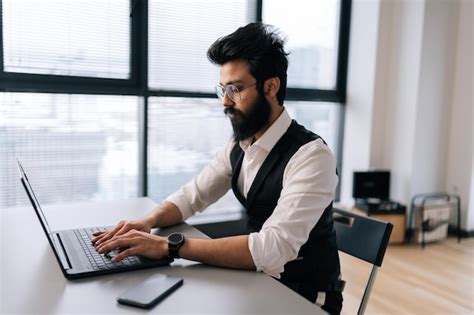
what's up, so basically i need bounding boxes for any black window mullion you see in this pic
[148,90,216,99]
[332,0,351,201]
[286,88,344,103]
[130,0,148,94]
[130,0,149,197]
[0,0,4,73]
[256,0,262,22]
[0,72,138,95]
[335,0,352,104]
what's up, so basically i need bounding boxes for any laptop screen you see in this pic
[17,159,53,236]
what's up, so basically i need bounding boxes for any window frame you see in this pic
[0,0,351,200]
[0,0,142,95]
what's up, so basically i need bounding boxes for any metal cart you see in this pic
[408,193,461,248]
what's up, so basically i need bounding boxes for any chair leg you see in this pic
[358,266,379,315]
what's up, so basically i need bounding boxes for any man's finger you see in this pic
[113,224,135,238]
[97,234,137,254]
[96,237,131,254]
[91,231,108,244]
[112,247,139,263]
[93,223,124,245]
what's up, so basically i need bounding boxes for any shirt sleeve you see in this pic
[248,138,338,278]
[165,139,235,221]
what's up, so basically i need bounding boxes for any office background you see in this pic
[339,0,473,235]
[1,0,473,314]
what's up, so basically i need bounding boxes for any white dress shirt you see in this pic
[165,108,338,278]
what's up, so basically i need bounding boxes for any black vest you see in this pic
[230,120,341,292]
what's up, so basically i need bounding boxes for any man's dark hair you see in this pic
[207,22,289,106]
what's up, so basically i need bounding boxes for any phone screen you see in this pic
[117,274,183,309]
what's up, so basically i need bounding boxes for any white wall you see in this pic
[380,0,425,203]
[411,0,458,196]
[340,0,381,202]
[342,0,473,231]
[445,0,473,230]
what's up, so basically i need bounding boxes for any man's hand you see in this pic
[91,219,152,247]
[95,230,168,263]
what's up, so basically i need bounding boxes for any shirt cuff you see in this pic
[164,191,194,221]
[248,232,284,279]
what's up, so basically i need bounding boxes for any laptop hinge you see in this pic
[52,233,72,270]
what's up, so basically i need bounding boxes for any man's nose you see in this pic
[222,92,234,107]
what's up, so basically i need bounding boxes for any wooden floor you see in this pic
[340,237,474,314]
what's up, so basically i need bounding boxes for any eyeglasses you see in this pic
[215,82,257,103]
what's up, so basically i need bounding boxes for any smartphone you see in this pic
[117,274,183,309]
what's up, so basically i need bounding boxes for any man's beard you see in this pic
[223,94,272,141]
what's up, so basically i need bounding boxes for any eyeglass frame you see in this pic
[215,82,257,103]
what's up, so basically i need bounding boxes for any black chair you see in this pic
[333,208,393,315]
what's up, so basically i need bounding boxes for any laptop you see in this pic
[17,159,173,279]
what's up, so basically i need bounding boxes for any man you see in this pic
[92,23,343,314]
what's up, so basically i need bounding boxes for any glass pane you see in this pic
[0,93,139,209]
[263,0,340,89]
[147,97,242,222]
[148,0,256,92]
[285,101,342,158]
[2,0,130,78]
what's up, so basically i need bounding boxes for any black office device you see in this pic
[352,170,405,213]
[117,274,183,309]
[17,159,173,279]
[352,170,390,201]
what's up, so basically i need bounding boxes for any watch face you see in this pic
[168,233,184,245]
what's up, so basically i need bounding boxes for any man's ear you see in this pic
[264,77,280,97]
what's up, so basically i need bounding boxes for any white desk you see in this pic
[1,197,324,314]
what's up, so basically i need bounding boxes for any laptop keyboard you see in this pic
[74,227,140,271]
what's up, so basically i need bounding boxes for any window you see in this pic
[2,0,130,78]
[0,0,350,212]
[0,93,139,209]
[147,97,242,222]
[285,101,343,157]
[148,0,256,92]
[263,0,341,90]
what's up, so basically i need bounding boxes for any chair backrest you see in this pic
[332,208,393,315]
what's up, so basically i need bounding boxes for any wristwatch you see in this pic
[167,233,185,259]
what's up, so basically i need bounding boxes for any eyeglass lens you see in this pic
[216,85,240,102]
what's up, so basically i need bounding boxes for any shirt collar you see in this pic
[239,108,292,153]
